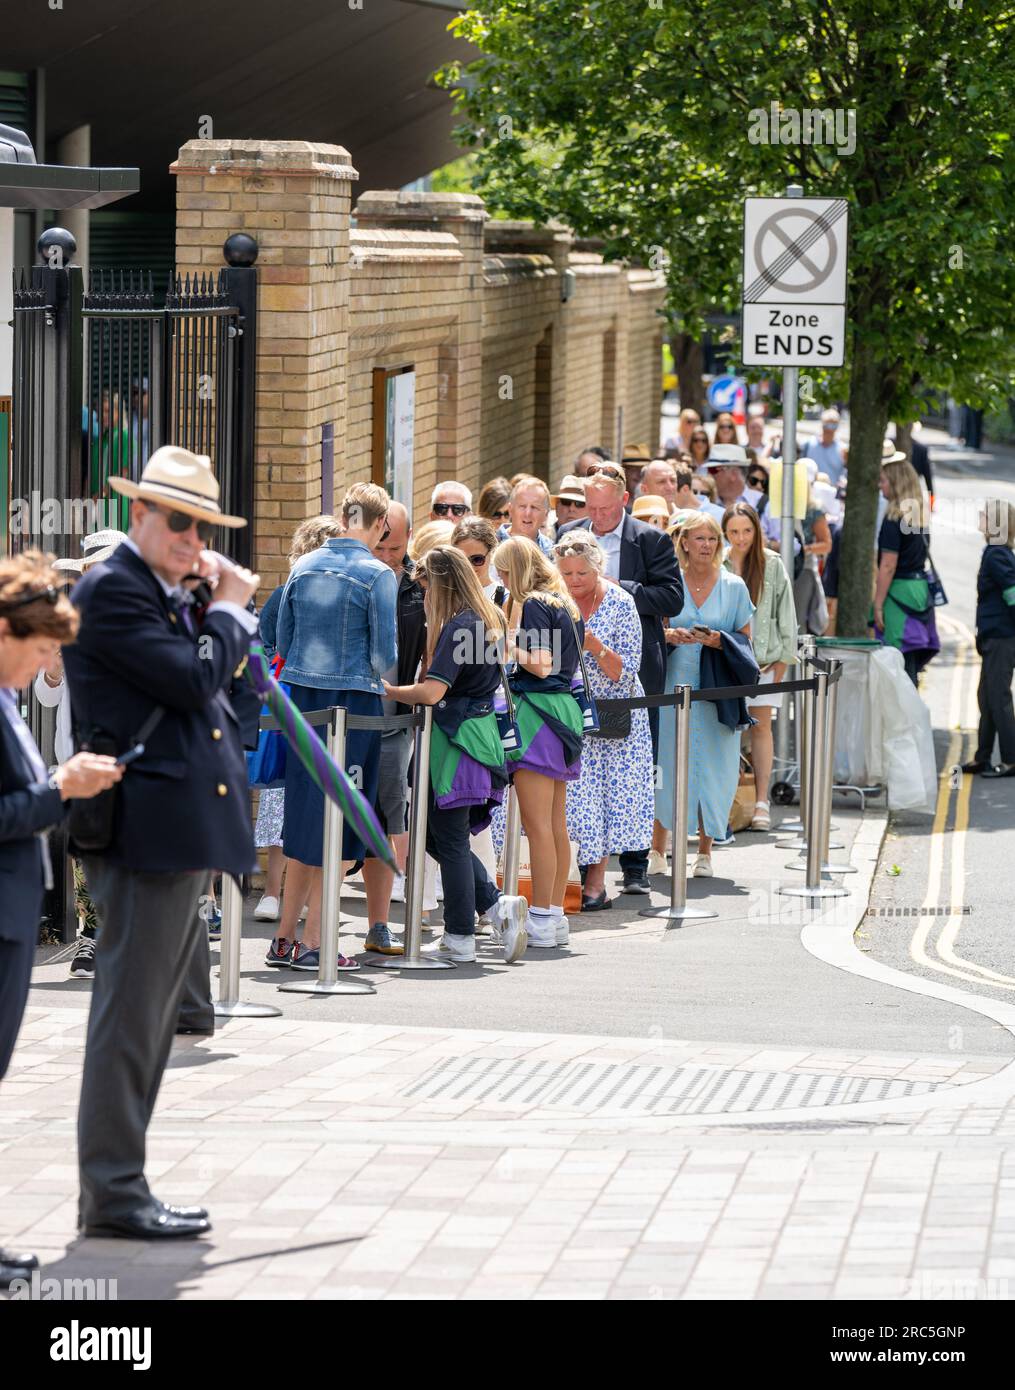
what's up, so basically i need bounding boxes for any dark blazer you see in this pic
[397,563,427,687]
[558,514,684,695]
[699,630,760,731]
[0,706,65,944]
[63,544,257,876]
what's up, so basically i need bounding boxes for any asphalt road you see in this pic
[864,430,1015,1017]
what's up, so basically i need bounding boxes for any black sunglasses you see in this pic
[146,502,215,543]
[432,502,468,517]
[492,508,510,521]
[465,552,489,568]
[748,474,769,489]
[0,584,61,612]
[559,498,586,509]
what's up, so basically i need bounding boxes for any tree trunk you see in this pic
[671,332,706,415]
[838,343,893,636]
[894,421,913,457]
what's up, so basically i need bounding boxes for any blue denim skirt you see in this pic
[282,685,382,867]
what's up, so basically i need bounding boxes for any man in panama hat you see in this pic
[63,446,260,1240]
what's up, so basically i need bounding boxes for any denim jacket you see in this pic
[276,538,398,693]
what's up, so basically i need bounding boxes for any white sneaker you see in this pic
[391,873,406,903]
[476,913,492,936]
[692,854,713,878]
[492,896,527,963]
[437,934,476,963]
[554,914,570,947]
[647,850,668,877]
[527,914,558,949]
[254,895,280,921]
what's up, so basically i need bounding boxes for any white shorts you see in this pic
[747,668,784,710]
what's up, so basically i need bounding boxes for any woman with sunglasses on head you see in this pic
[0,552,123,1287]
[451,515,506,605]
[275,483,399,969]
[722,502,797,831]
[477,477,512,529]
[383,547,527,964]
[491,536,585,949]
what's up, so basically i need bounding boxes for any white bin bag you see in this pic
[831,648,873,785]
[866,646,937,813]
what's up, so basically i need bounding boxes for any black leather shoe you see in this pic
[961,760,987,774]
[982,763,1015,779]
[82,1205,211,1240]
[0,1247,39,1289]
[621,870,651,895]
[581,891,611,912]
[175,1026,215,1035]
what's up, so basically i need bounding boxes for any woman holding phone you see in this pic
[655,512,754,878]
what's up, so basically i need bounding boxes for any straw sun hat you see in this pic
[108,445,247,528]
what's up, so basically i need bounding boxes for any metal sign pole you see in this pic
[280,706,375,996]
[371,707,454,971]
[642,685,716,924]
[215,871,281,1019]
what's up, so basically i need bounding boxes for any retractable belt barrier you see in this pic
[234,661,848,994]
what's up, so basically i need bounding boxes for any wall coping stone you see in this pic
[172,139,358,181]
[355,189,488,225]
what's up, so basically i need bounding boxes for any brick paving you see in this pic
[2,1008,1014,1301]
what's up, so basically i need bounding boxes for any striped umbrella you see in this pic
[245,641,396,869]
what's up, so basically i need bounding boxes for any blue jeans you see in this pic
[425,788,500,937]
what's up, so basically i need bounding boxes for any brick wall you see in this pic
[173,142,665,572]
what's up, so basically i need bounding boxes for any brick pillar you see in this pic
[354,191,487,507]
[171,139,358,596]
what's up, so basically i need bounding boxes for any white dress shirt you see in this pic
[592,514,626,580]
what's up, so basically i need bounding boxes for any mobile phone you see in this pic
[115,743,145,767]
[692,623,711,636]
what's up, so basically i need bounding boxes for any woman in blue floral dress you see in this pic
[554,533,655,911]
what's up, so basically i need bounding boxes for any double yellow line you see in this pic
[908,614,1015,990]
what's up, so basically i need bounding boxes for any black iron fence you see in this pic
[8,227,258,939]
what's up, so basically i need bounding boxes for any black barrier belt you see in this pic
[259,710,424,732]
[261,665,841,728]
[594,665,840,713]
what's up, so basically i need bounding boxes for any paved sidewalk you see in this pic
[2,1009,1014,1301]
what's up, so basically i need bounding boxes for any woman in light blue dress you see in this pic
[655,511,754,878]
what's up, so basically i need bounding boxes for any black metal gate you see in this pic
[8,226,258,940]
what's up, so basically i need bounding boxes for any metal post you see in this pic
[642,685,716,923]
[280,707,376,995]
[501,785,522,897]
[778,183,803,582]
[215,872,282,1018]
[777,634,814,835]
[780,665,848,898]
[371,707,454,971]
[786,659,855,876]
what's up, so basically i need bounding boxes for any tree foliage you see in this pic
[438,0,1015,630]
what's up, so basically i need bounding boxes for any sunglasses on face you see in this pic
[492,508,510,521]
[433,502,468,517]
[465,552,489,568]
[146,502,215,543]
[748,475,768,490]
[559,498,586,509]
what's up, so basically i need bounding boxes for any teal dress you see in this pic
[655,569,755,839]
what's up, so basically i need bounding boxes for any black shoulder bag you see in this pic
[67,704,166,853]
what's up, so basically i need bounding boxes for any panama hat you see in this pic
[881,439,907,466]
[553,474,586,505]
[632,494,672,524]
[621,443,653,464]
[706,443,749,468]
[53,529,129,573]
[108,445,247,527]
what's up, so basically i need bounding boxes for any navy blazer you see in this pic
[699,630,760,731]
[63,544,257,876]
[0,703,65,943]
[558,514,684,695]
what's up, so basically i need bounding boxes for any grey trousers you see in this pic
[176,913,215,1033]
[78,859,209,1226]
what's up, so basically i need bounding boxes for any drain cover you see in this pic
[402,1057,942,1116]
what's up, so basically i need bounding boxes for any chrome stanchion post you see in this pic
[371,706,454,971]
[642,684,716,924]
[780,663,847,898]
[777,635,815,835]
[777,647,843,853]
[280,705,376,995]
[214,871,282,1018]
